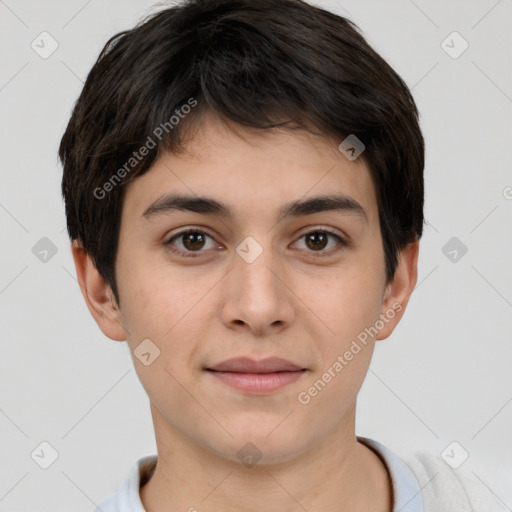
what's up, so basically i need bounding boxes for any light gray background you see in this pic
[1,0,511,510]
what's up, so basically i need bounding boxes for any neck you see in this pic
[140,405,392,512]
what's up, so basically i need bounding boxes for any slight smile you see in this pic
[205,357,309,395]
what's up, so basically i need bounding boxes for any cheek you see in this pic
[296,272,382,418]
[118,260,216,366]
[119,277,200,404]
[308,267,384,347]
[117,249,192,330]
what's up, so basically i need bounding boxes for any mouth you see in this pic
[204,357,308,394]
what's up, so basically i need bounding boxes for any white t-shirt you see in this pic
[93,436,508,511]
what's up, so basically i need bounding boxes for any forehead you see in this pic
[121,112,379,227]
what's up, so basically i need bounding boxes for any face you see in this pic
[74,111,418,465]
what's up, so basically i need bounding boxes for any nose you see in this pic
[219,239,295,336]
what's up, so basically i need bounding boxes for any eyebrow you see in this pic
[142,193,368,223]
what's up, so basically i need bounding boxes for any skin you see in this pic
[72,110,419,512]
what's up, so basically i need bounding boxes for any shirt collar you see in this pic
[112,438,424,512]
[358,436,424,512]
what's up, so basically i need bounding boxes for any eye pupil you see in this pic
[169,229,340,257]
[183,232,205,250]
[306,232,328,251]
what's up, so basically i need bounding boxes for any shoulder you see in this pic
[358,437,509,512]
[404,450,509,512]
[91,455,158,512]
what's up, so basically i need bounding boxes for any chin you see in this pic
[210,428,306,467]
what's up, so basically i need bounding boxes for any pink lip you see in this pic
[207,356,304,373]
[205,357,307,394]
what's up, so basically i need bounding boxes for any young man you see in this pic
[59,0,507,510]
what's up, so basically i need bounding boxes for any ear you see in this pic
[70,239,127,341]
[376,239,419,341]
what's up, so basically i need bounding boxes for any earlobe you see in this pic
[376,239,419,341]
[70,239,127,341]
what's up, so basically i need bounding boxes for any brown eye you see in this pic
[164,229,218,258]
[305,232,329,251]
[181,232,206,251]
[294,229,346,256]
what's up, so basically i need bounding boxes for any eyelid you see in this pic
[164,225,349,258]
[291,226,348,256]
[164,227,220,258]
[294,225,348,243]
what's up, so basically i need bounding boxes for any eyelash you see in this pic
[163,227,347,259]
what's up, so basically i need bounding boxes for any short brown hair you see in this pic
[60,0,424,306]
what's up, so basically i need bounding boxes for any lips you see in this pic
[206,357,305,373]
[205,357,307,394]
